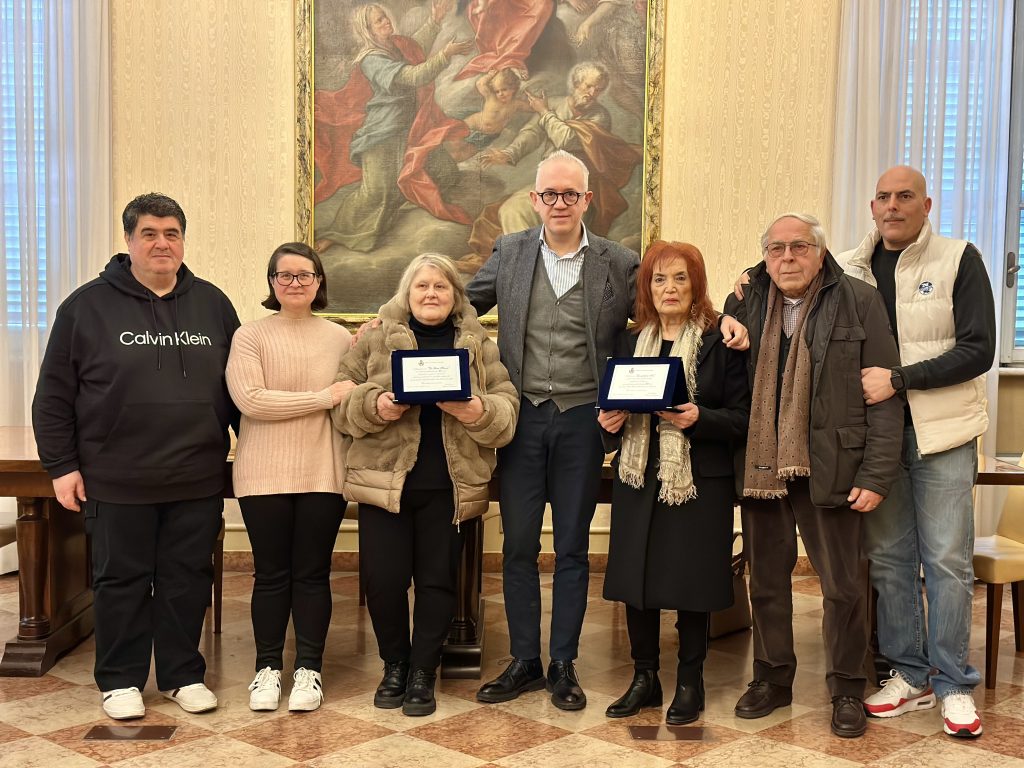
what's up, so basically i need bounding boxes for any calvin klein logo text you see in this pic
[119,331,213,346]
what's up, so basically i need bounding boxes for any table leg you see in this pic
[16,496,50,639]
[442,516,485,678]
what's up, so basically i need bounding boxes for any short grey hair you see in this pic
[535,150,590,192]
[394,253,467,319]
[760,212,828,252]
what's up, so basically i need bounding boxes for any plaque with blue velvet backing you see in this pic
[391,348,471,404]
[598,357,689,412]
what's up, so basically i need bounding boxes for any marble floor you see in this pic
[0,570,1022,768]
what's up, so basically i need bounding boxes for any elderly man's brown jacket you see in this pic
[724,251,903,507]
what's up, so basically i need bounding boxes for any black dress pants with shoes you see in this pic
[359,488,463,670]
[85,495,222,692]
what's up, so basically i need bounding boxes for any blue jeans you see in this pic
[864,424,980,698]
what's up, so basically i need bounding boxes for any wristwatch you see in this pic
[890,368,906,393]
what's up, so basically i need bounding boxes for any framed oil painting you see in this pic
[296,0,665,320]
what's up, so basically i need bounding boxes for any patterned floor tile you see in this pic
[493,731,673,768]
[686,733,864,767]
[867,732,1024,767]
[111,733,297,768]
[0,673,77,703]
[226,707,393,761]
[758,708,927,762]
[42,710,214,764]
[408,706,570,761]
[306,731,487,767]
[0,734,104,768]
[583,712,749,762]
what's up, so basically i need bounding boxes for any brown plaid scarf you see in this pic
[742,270,824,499]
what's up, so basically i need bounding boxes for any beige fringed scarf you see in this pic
[617,320,701,505]
[742,271,824,499]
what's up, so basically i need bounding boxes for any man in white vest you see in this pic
[839,166,996,739]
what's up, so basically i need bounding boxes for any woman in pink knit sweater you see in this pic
[226,242,354,713]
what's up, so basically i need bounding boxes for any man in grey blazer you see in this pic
[466,150,640,710]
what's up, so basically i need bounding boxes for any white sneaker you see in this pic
[942,692,983,738]
[288,668,323,712]
[101,687,145,720]
[248,667,282,711]
[864,670,936,718]
[162,682,218,713]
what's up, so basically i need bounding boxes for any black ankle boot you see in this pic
[666,666,705,725]
[402,668,437,716]
[606,669,663,718]
[373,661,409,709]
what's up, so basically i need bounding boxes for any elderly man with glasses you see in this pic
[723,212,903,738]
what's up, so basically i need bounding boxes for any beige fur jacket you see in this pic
[331,297,519,523]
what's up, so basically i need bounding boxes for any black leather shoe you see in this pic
[476,658,545,703]
[374,661,409,709]
[402,668,437,716]
[606,669,663,718]
[831,695,867,737]
[547,659,586,711]
[734,680,792,719]
[666,683,705,725]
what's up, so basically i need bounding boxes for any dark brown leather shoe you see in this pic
[831,695,867,737]
[476,658,545,703]
[547,659,586,711]
[606,669,662,718]
[734,680,792,719]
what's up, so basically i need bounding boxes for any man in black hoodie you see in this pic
[32,193,240,720]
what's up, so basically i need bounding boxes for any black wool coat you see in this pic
[602,326,751,612]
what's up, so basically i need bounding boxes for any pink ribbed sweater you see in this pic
[226,313,352,497]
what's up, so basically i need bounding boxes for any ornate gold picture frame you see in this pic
[295,0,665,321]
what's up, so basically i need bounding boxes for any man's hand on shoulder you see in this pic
[720,315,749,351]
[353,317,381,345]
[52,471,86,512]
[733,270,750,300]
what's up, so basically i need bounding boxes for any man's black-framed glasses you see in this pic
[272,271,319,286]
[535,190,582,206]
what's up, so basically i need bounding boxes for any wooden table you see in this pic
[3,425,1021,678]
[0,427,93,676]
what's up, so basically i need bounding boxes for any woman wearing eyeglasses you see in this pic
[226,242,354,713]
[599,240,750,725]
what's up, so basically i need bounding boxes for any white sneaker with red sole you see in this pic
[864,670,936,718]
[941,693,983,738]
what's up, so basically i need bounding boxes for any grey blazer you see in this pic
[466,226,639,396]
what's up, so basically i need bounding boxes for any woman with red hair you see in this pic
[599,240,750,725]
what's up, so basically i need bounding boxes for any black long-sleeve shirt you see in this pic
[870,241,996,392]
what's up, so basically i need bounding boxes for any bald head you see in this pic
[870,166,932,251]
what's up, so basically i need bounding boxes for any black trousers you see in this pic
[84,495,222,692]
[239,492,344,672]
[359,488,463,670]
[742,477,869,697]
[626,605,709,683]
[499,399,604,661]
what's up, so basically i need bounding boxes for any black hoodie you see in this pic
[32,254,241,503]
